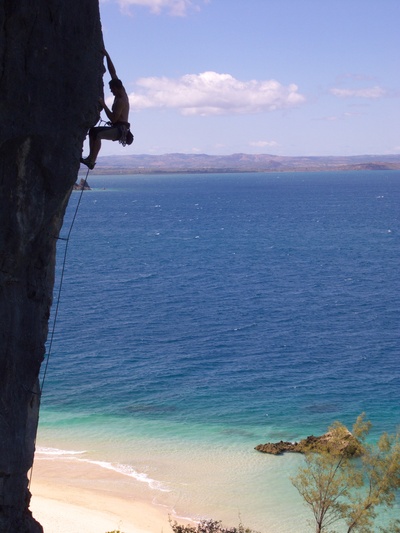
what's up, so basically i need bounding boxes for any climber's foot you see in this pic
[80,157,96,170]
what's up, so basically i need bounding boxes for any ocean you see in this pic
[36,171,400,532]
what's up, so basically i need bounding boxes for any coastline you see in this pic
[30,457,174,533]
[78,153,400,176]
[29,436,400,533]
[29,438,309,533]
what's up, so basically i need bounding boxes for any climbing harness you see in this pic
[89,119,134,147]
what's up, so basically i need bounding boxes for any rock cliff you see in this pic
[0,1,103,531]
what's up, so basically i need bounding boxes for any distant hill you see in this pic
[81,153,400,175]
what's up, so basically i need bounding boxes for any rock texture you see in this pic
[255,430,363,457]
[0,2,103,531]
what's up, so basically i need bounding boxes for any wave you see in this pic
[36,446,86,456]
[84,459,170,492]
[35,446,170,493]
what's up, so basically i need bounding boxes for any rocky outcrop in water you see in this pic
[255,430,362,456]
[0,2,103,531]
[74,178,92,190]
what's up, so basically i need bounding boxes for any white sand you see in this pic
[30,458,178,533]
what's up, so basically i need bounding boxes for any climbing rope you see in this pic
[29,166,90,491]
[40,167,90,393]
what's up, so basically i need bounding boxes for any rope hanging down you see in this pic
[40,167,90,393]
[29,168,90,491]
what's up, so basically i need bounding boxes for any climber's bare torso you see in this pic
[101,87,130,125]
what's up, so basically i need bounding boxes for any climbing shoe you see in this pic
[80,157,96,170]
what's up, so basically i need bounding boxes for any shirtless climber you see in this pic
[80,49,132,170]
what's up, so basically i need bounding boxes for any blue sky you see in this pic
[96,0,400,157]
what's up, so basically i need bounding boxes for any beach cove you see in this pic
[30,436,309,533]
[34,172,400,532]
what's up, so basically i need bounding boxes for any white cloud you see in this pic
[129,72,306,115]
[112,0,204,16]
[330,86,386,99]
[249,140,279,148]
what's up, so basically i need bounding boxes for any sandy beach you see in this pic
[30,457,175,533]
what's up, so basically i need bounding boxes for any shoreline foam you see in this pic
[30,456,175,533]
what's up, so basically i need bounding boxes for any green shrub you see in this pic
[170,518,259,533]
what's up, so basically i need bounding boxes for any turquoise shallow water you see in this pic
[36,171,400,531]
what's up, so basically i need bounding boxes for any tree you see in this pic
[343,429,400,532]
[291,414,400,533]
[0,1,103,531]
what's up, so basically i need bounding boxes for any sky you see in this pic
[95,0,400,157]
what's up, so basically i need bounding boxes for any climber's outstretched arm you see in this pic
[103,49,118,80]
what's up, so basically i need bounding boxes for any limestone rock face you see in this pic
[0,2,103,531]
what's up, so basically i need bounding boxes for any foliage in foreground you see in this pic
[291,413,400,533]
[170,519,259,533]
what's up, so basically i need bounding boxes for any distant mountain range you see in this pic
[83,153,400,175]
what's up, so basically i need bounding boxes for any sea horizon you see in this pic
[77,152,400,176]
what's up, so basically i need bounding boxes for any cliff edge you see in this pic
[0,2,103,531]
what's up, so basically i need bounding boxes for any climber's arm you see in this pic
[103,49,118,80]
[99,96,124,123]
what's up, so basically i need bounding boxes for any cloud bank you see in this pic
[129,72,306,115]
[330,86,386,99]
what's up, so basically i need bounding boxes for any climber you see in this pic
[80,48,132,170]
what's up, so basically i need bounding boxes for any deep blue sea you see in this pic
[36,171,400,532]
